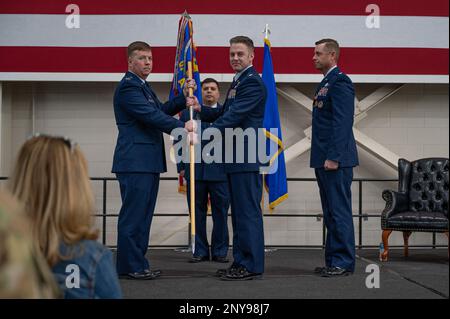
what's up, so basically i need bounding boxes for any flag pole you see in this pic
[188,62,196,255]
[262,23,277,253]
[261,23,271,213]
[187,34,196,255]
[264,23,270,40]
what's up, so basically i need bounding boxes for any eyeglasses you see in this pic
[28,133,77,153]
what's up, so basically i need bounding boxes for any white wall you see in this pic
[1,81,448,248]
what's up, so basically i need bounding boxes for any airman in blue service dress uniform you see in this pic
[311,39,359,277]
[112,41,195,280]
[177,78,230,264]
[189,36,267,280]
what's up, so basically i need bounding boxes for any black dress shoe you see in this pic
[314,266,327,274]
[220,266,263,281]
[320,266,353,277]
[212,256,229,263]
[144,269,162,277]
[215,265,238,277]
[120,269,161,280]
[189,255,210,263]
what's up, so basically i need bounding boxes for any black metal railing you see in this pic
[1,176,447,249]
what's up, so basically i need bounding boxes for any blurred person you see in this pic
[9,134,123,298]
[0,190,60,299]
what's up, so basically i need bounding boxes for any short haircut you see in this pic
[201,78,220,89]
[127,41,151,58]
[229,36,255,51]
[315,38,340,61]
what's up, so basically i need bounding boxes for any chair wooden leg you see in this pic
[381,230,392,261]
[403,231,412,257]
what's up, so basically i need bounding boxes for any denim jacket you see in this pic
[52,239,122,299]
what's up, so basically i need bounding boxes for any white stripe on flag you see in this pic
[0,14,448,48]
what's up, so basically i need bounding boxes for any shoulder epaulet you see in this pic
[336,72,351,83]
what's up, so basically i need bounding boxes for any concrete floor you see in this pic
[118,248,449,299]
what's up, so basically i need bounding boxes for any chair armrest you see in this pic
[381,190,409,219]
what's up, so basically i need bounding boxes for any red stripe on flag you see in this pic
[0,47,448,75]
[0,0,448,16]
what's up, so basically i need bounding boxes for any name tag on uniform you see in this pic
[228,89,236,99]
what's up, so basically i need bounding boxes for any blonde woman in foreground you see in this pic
[9,135,122,299]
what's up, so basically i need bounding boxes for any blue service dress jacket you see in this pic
[310,67,359,168]
[199,66,267,173]
[176,105,228,182]
[112,71,186,174]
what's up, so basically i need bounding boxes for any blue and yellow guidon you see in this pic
[170,13,202,194]
[262,38,288,209]
[170,13,202,104]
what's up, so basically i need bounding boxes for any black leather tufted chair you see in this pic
[380,158,449,261]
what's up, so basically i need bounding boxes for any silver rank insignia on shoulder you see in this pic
[324,83,329,87]
[125,77,132,80]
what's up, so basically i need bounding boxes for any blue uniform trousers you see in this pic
[315,168,355,272]
[116,173,160,274]
[227,172,265,274]
[186,180,230,258]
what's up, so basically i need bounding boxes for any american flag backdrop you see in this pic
[0,0,448,83]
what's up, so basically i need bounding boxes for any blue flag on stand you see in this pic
[170,12,202,193]
[262,38,288,209]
